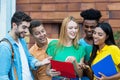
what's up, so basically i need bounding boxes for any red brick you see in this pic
[67,3,81,11]
[16,4,31,11]
[109,0,120,2]
[42,12,55,19]
[30,12,42,19]
[44,24,52,34]
[30,12,68,20]
[68,0,82,2]
[51,24,59,34]
[30,12,56,20]
[68,12,81,21]
[24,12,30,16]
[55,0,68,3]
[30,0,56,3]
[81,3,95,10]
[17,0,30,4]
[109,19,120,28]
[81,0,95,2]
[30,4,42,11]
[41,4,55,11]
[54,12,68,19]
[101,11,109,19]
[55,3,67,11]
[113,27,120,32]
[47,34,52,38]
[51,33,59,38]
[109,11,120,18]
[95,0,108,2]
[45,23,60,34]
[95,3,108,10]
[44,23,60,38]
[108,3,120,10]
[16,0,120,40]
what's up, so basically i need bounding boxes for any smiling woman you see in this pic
[46,16,86,80]
[89,22,120,80]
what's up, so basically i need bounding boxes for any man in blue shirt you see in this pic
[79,8,102,63]
[0,11,51,80]
[79,8,102,80]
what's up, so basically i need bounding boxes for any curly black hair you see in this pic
[80,8,102,21]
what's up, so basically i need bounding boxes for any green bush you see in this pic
[113,31,120,48]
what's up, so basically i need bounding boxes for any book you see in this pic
[91,55,117,78]
[50,60,76,78]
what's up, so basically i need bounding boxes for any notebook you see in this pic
[50,60,76,78]
[91,55,117,78]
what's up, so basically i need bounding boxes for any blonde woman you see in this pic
[46,16,86,80]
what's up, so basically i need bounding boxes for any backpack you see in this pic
[0,38,18,80]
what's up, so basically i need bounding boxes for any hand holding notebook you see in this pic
[50,60,76,78]
[91,55,117,78]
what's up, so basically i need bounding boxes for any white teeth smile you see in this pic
[94,39,98,42]
[87,32,92,34]
[70,33,75,36]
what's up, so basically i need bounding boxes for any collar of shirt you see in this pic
[97,45,108,54]
[34,43,43,50]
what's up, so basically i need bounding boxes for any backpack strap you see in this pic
[0,38,18,80]
[0,38,14,58]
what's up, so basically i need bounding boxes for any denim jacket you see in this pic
[0,34,38,80]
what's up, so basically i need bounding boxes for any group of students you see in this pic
[0,8,120,80]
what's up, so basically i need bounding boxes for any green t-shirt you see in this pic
[46,40,86,63]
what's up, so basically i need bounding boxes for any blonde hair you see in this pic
[57,16,80,49]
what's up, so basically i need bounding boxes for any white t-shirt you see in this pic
[17,40,33,80]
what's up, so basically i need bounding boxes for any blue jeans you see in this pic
[52,77,79,80]
[70,78,79,80]
[81,76,90,80]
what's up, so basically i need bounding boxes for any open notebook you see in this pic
[91,55,117,78]
[50,60,76,78]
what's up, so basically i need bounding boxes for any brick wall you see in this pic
[16,0,120,48]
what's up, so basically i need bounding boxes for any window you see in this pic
[0,0,16,40]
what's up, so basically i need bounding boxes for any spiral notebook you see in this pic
[91,55,117,78]
[50,60,76,78]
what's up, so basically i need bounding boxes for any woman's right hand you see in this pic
[46,68,61,77]
[65,56,76,63]
[78,63,89,69]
